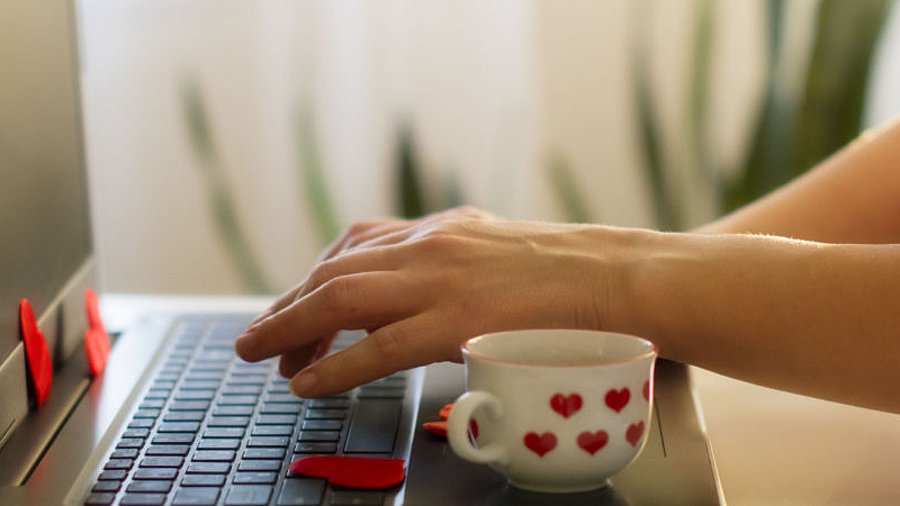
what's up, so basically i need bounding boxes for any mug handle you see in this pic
[447,391,509,466]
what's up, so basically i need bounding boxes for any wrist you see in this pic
[597,227,691,359]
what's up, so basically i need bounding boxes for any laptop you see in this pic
[0,1,724,504]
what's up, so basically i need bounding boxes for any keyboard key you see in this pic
[158,422,201,433]
[297,431,340,442]
[304,409,345,420]
[153,433,195,445]
[238,460,281,472]
[98,470,127,481]
[257,415,297,425]
[208,416,250,427]
[243,448,285,460]
[357,387,404,399]
[84,492,116,505]
[172,486,220,506]
[104,459,134,470]
[117,438,145,449]
[301,420,342,431]
[233,471,277,484]
[277,478,325,505]
[294,442,337,454]
[251,425,293,437]
[213,406,255,417]
[120,492,167,505]
[92,481,121,492]
[183,373,223,381]
[217,395,259,406]
[111,449,139,459]
[139,456,184,468]
[192,450,235,462]
[182,474,226,486]
[198,438,241,450]
[226,375,268,385]
[123,429,151,439]
[133,409,161,418]
[222,385,263,396]
[139,399,166,409]
[146,444,190,456]
[266,384,291,394]
[169,401,211,411]
[134,468,178,480]
[330,491,385,506]
[344,399,401,453]
[128,419,156,429]
[163,411,206,422]
[264,394,302,404]
[308,399,349,409]
[174,390,217,401]
[186,462,231,474]
[204,428,245,439]
[127,480,173,493]
[179,381,220,391]
[225,484,273,505]
[247,436,289,448]
[260,403,301,415]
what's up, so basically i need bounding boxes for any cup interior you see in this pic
[463,329,656,367]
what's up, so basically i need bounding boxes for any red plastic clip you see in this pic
[84,289,111,377]
[289,456,406,489]
[19,299,53,408]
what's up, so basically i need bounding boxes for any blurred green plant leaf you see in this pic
[791,0,889,177]
[181,79,272,294]
[632,2,679,231]
[547,152,593,224]
[396,124,427,219]
[296,108,341,246]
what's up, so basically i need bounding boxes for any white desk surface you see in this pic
[691,367,900,506]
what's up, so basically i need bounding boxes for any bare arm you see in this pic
[697,118,900,243]
[614,231,900,413]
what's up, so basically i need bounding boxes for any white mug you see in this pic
[447,329,658,493]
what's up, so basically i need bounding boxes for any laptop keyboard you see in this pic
[83,316,412,506]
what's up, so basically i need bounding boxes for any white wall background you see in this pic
[77,0,900,295]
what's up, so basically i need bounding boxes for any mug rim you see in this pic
[461,328,658,368]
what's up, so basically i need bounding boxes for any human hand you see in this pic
[234,206,624,397]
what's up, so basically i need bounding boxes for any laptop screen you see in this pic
[0,0,92,362]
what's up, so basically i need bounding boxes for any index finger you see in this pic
[287,315,446,397]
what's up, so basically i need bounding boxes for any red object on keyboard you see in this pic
[289,456,405,489]
[422,421,448,437]
[19,299,53,408]
[84,289,111,377]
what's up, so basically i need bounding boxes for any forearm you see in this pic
[695,118,900,243]
[609,230,900,412]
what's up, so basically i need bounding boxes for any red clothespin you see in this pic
[19,299,53,408]
[84,289,111,377]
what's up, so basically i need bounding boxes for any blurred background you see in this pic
[78,0,900,295]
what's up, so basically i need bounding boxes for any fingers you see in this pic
[288,315,442,397]
[235,271,421,362]
[277,343,320,379]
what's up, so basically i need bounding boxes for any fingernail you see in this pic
[290,370,317,397]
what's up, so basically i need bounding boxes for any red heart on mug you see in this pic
[576,430,609,455]
[549,393,582,418]
[626,421,645,447]
[605,387,630,413]
[84,289,111,377]
[289,456,405,489]
[642,381,650,402]
[523,432,557,457]
[19,299,53,408]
